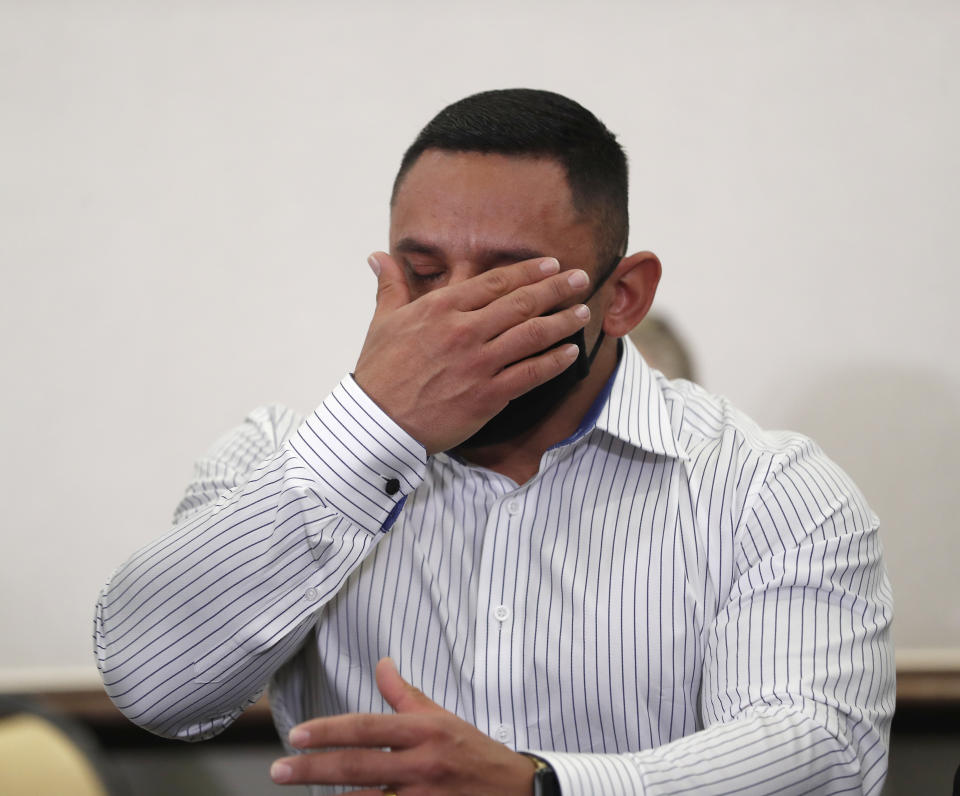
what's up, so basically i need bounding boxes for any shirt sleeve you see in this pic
[526,439,895,795]
[93,376,427,741]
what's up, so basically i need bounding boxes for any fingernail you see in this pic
[288,727,309,747]
[563,343,579,358]
[568,269,589,288]
[573,304,590,320]
[270,762,292,783]
[367,254,382,276]
[540,257,560,274]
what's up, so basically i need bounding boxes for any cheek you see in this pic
[589,288,618,337]
[406,279,445,300]
[406,279,426,299]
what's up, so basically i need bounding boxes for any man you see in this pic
[95,89,894,795]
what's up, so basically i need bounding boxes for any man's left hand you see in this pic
[270,658,537,795]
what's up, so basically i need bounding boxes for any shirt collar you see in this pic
[447,336,688,465]
[587,336,689,460]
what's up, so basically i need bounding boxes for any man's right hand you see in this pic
[353,252,592,455]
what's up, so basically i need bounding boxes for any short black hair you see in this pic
[392,88,629,267]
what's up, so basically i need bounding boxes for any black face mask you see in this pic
[458,255,622,449]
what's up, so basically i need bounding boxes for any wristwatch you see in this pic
[524,754,560,796]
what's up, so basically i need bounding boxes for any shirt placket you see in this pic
[472,484,527,750]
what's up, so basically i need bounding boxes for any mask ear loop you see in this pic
[582,252,624,366]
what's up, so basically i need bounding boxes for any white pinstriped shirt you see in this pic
[94,339,894,794]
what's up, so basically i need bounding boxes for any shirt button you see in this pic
[506,499,522,515]
[493,604,510,623]
[304,587,319,602]
[494,724,512,743]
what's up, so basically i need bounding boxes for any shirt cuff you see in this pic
[524,749,646,795]
[287,375,427,533]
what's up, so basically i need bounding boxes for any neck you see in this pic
[454,336,619,485]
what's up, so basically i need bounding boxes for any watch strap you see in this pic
[523,753,560,796]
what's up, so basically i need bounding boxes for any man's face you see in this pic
[389,150,602,304]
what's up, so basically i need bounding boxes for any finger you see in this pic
[369,251,411,316]
[491,341,581,402]
[484,303,590,369]
[449,256,560,311]
[376,657,441,715]
[270,748,410,787]
[472,267,591,340]
[288,711,424,750]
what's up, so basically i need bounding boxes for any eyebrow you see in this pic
[394,237,548,267]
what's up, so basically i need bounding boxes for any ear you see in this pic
[601,251,662,338]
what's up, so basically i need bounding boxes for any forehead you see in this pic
[389,150,596,263]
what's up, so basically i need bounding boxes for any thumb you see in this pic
[368,251,410,315]
[376,657,441,714]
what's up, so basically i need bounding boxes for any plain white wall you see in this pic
[1,0,958,686]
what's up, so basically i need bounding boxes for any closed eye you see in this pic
[409,270,445,283]
[402,258,447,286]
